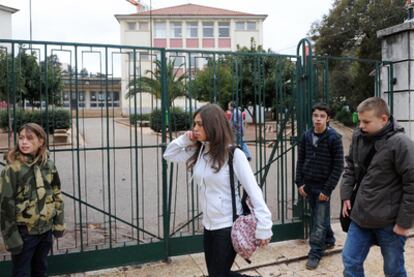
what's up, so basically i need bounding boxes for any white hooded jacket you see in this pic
[163,134,273,240]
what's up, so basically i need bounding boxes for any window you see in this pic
[138,21,149,31]
[202,22,214,38]
[170,22,182,38]
[218,22,230,37]
[78,91,85,108]
[189,56,198,68]
[246,21,256,31]
[90,92,98,107]
[172,56,185,68]
[127,22,136,31]
[187,22,198,38]
[155,22,166,38]
[235,21,245,31]
[90,91,120,108]
[63,91,85,108]
[235,21,256,31]
[140,52,150,61]
[112,92,120,107]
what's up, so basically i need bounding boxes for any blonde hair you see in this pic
[6,123,48,166]
[357,97,390,117]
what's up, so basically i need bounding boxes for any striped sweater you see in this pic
[295,126,344,196]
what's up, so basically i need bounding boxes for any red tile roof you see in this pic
[132,3,263,17]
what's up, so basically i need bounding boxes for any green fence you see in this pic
[0,38,393,275]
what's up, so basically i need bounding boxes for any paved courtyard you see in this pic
[57,222,414,277]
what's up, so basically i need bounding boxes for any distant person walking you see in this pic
[226,101,252,161]
[164,103,272,277]
[341,97,414,277]
[295,103,344,270]
[0,123,65,277]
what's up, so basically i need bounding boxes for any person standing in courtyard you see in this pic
[164,103,272,277]
[0,123,65,277]
[341,97,414,277]
[226,101,252,161]
[295,102,344,270]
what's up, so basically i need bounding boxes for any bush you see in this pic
[150,107,191,132]
[335,109,354,127]
[0,109,72,133]
[129,113,151,125]
[0,110,8,130]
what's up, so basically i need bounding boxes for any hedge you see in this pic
[150,108,191,132]
[335,109,354,127]
[0,109,72,133]
[129,113,151,125]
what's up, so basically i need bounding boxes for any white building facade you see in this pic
[115,4,267,115]
[0,4,18,40]
[116,3,267,51]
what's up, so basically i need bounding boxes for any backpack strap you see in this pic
[229,146,238,222]
[229,145,252,222]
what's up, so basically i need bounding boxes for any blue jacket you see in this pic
[295,126,344,196]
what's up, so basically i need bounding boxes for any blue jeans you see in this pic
[342,221,407,277]
[307,189,335,259]
[11,227,53,277]
[240,141,252,161]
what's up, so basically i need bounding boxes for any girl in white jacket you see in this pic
[163,103,272,277]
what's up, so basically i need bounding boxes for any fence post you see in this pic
[160,48,171,262]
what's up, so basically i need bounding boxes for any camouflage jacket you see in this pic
[0,155,65,254]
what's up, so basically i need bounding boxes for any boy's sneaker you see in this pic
[306,257,320,270]
[325,243,335,249]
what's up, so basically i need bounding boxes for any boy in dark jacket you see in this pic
[295,103,344,270]
[341,97,414,276]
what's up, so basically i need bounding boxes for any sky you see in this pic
[1,0,334,55]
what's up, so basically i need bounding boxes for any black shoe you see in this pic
[306,257,320,270]
[325,243,335,249]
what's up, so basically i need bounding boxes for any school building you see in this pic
[115,3,267,115]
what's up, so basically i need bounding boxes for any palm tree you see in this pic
[126,59,187,108]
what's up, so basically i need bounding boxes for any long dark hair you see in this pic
[186,104,234,172]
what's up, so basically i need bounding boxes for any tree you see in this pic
[190,44,295,121]
[0,49,63,107]
[0,50,8,101]
[309,0,406,108]
[190,59,233,109]
[18,50,40,106]
[39,54,64,106]
[127,59,187,108]
[79,68,89,77]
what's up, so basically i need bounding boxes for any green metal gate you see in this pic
[0,38,392,275]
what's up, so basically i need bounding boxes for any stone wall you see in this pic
[378,21,414,139]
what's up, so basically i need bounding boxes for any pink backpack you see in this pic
[230,200,257,263]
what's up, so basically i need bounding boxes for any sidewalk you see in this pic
[59,222,414,277]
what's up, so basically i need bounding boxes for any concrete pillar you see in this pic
[378,21,414,139]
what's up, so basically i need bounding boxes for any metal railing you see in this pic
[0,38,393,275]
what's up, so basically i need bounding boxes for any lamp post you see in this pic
[29,0,32,41]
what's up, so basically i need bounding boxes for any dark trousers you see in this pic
[11,227,53,277]
[204,227,250,277]
[308,189,335,259]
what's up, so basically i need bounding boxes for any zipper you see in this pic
[33,167,41,231]
[203,181,211,229]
